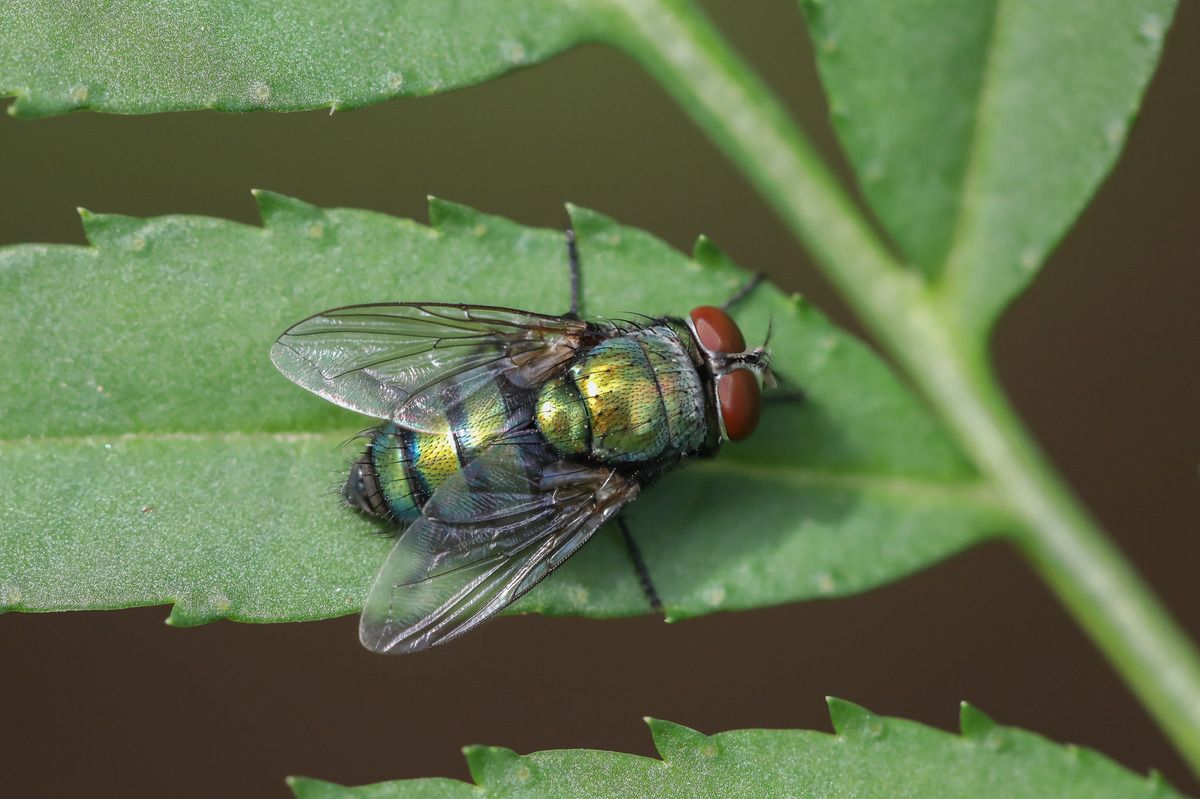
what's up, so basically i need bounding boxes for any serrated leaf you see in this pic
[289,776,475,799]
[800,0,1177,333]
[289,700,1189,798]
[0,1,604,117]
[0,195,1008,625]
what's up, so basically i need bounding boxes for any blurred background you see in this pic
[2,1,1197,795]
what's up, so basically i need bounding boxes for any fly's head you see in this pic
[687,305,773,443]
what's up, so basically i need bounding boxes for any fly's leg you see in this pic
[721,272,765,311]
[618,515,663,613]
[564,228,582,319]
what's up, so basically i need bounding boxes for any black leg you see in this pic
[618,515,663,613]
[564,228,582,318]
[763,389,807,405]
[721,271,766,311]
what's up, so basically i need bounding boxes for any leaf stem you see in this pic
[600,0,1200,774]
[941,325,1200,776]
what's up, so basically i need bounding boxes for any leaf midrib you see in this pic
[1,429,1007,514]
[0,430,339,446]
[700,459,1006,515]
[935,0,1007,297]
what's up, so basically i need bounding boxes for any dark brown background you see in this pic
[2,1,1197,795]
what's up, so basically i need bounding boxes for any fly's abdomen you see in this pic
[368,423,457,521]
[535,329,707,463]
[351,373,527,522]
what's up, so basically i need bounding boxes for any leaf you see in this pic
[800,0,1177,333]
[4,0,1174,336]
[288,699,1188,798]
[0,0,602,117]
[0,195,1008,625]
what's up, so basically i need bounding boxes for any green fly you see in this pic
[271,231,774,653]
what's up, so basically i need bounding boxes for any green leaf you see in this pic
[800,0,1177,333]
[288,700,1187,798]
[0,195,1007,625]
[0,0,599,117]
[6,0,1173,338]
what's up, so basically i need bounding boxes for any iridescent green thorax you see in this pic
[535,326,708,463]
[535,377,590,457]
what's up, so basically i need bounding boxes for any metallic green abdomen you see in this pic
[371,372,521,521]
[535,329,707,463]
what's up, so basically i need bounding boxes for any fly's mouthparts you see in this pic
[711,347,772,376]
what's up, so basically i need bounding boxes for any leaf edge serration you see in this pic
[286,700,1186,797]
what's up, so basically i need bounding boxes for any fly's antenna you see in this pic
[734,314,773,374]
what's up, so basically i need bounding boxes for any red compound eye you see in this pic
[717,370,761,441]
[690,306,759,441]
[690,306,746,354]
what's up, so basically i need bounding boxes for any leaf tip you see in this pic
[661,602,688,623]
[691,234,730,270]
[165,598,225,627]
[959,701,997,739]
[565,204,615,239]
[286,776,335,799]
[1145,768,1178,796]
[463,744,523,787]
[646,718,707,761]
[827,697,884,739]
[254,190,321,228]
[5,89,49,119]
[960,702,1012,753]
[76,208,98,238]
[76,209,139,248]
[427,195,477,230]
[425,195,449,215]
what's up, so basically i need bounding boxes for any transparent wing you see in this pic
[359,441,639,654]
[271,303,588,431]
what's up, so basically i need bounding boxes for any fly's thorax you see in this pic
[535,325,709,463]
[535,376,590,457]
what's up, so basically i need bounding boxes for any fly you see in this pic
[270,229,775,653]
